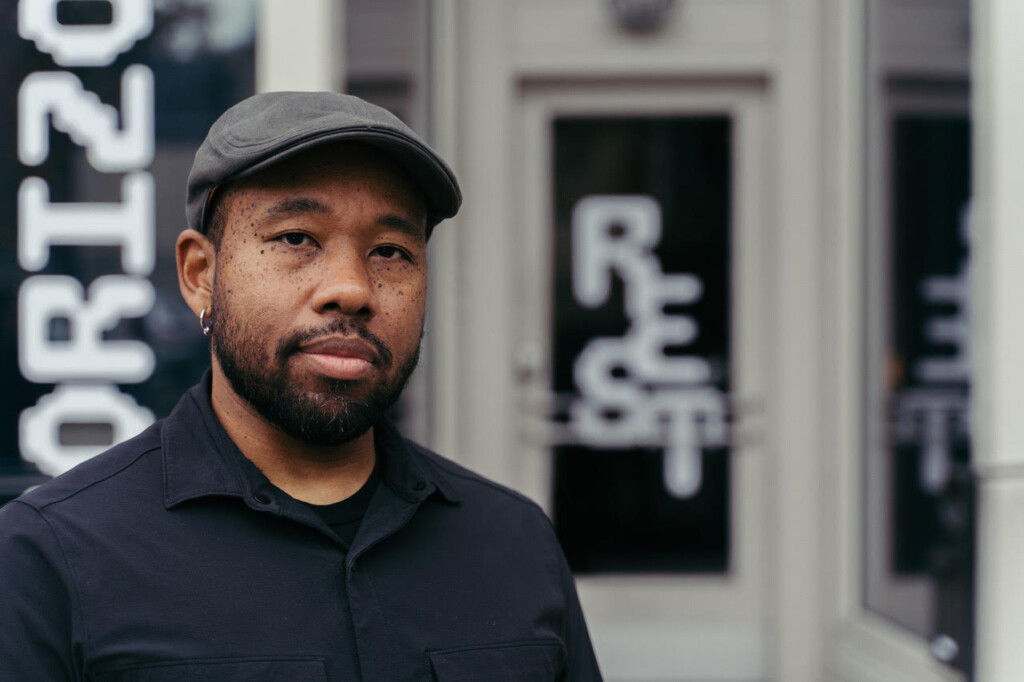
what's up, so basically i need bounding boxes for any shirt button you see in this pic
[413,481,427,492]
[253,492,272,505]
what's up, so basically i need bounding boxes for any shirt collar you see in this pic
[161,371,460,510]
[373,418,460,505]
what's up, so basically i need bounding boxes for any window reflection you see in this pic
[862,1,975,672]
[888,115,971,576]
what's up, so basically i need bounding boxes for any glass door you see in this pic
[858,0,974,678]
[515,83,769,681]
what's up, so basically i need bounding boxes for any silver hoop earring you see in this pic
[200,308,212,337]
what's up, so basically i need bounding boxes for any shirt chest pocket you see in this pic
[427,639,565,682]
[93,657,328,682]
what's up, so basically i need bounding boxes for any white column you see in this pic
[445,0,516,484]
[256,0,343,93]
[972,0,1024,679]
[774,0,827,677]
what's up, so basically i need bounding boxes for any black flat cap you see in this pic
[186,91,461,233]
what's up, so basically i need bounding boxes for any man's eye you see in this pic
[279,233,310,246]
[373,245,407,259]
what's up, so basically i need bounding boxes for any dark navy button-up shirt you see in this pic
[0,376,601,681]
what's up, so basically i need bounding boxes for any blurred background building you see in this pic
[3,0,1024,680]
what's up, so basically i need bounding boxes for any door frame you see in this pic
[511,80,771,681]
[823,1,969,680]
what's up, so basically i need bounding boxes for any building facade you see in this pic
[5,0,1024,680]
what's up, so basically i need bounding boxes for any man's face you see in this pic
[208,143,428,445]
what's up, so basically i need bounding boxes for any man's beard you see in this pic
[210,291,421,446]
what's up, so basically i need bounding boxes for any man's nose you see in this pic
[310,249,375,317]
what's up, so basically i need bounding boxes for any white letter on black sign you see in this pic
[20,385,154,476]
[18,0,153,67]
[18,274,156,383]
[19,173,155,276]
[18,66,154,172]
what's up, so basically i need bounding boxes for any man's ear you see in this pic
[176,229,216,316]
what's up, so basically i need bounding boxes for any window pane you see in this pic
[864,110,976,673]
[551,117,732,573]
[889,115,971,573]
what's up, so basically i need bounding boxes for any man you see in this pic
[0,92,601,681]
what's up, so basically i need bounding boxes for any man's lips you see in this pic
[299,337,379,362]
[296,337,379,379]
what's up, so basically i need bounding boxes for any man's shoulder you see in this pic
[11,420,165,514]
[403,438,548,517]
[397,438,571,581]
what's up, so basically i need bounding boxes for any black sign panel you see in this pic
[0,0,255,502]
[551,116,732,573]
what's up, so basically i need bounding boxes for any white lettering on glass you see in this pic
[19,275,156,383]
[19,173,155,275]
[915,205,971,384]
[18,66,155,172]
[18,0,153,67]
[894,202,972,494]
[16,0,157,477]
[893,390,969,495]
[570,195,727,499]
[20,385,154,476]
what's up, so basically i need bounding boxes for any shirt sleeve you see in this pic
[0,500,79,681]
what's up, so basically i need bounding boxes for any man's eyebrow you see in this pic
[265,196,332,217]
[263,197,425,238]
[379,213,427,240]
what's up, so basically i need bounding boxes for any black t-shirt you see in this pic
[306,462,379,550]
